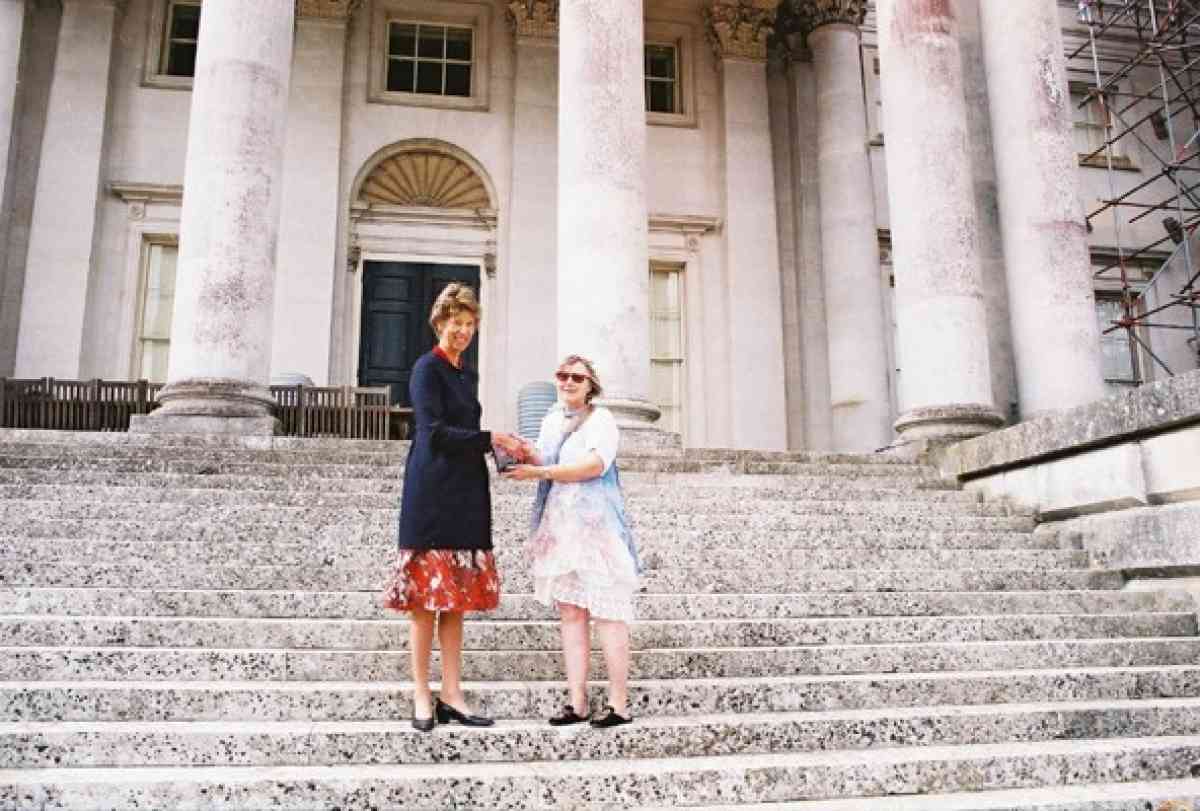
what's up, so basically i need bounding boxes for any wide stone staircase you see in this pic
[0,429,1198,810]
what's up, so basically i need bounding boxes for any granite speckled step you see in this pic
[4,698,1199,769]
[2,587,1188,621]
[2,737,1198,810]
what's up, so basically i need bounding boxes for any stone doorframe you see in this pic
[343,139,500,415]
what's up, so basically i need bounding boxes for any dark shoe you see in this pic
[548,705,592,726]
[435,698,495,727]
[411,714,436,732]
[589,705,632,728]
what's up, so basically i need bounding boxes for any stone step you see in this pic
[1,736,1197,809]
[7,664,1199,722]
[1,539,1086,573]
[0,561,1121,592]
[3,587,1189,621]
[3,698,1199,769]
[4,637,1198,682]
[0,442,408,467]
[0,466,959,493]
[5,612,1188,651]
[635,779,1200,810]
[0,452,942,480]
[0,489,1018,518]
[0,496,1036,523]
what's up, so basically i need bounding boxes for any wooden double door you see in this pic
[358,261,480,407]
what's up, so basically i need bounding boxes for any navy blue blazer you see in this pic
[397,350,493,552]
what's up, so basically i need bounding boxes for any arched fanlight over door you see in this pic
[358,149,491,209]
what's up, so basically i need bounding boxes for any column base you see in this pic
[598,397,682,456]
[131,377,279,436]
[894,403,1004,442]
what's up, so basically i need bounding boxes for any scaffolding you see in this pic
[1073,0,1200,380]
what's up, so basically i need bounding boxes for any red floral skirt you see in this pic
[383,549,501,613]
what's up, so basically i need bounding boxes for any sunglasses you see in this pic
[555,372,591,384]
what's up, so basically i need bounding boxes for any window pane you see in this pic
[170,3,201,40]
[166,43,197,77]
[418,25,445,58]
[387,59,415,92]
[648,81,675,114]
[416,61,443,94]
[445,63,471,97]
[141,245,177,340]
[651,361,683,433]
[446,27,472,61]
[389,23,417,57]
[1096,298,1136,381]
[646,45,676,80]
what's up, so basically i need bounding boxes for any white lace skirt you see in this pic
[528,481,638,622]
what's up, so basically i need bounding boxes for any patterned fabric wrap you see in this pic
[528,408,640,622]
[383,549,501,613]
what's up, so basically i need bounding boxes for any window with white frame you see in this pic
[645,43,679,115]
[1071,82,1133,168]
[386,22,473,96]
[1095,293,1143,387]
[135,242,178,383]
[369,1,491,110]
[650,264,686,434]
[161,1,201,77]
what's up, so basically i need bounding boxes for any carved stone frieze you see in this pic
[295,0,364,21]
[506,0,559,40]
[785,0,868,36]
[704,0,780,62]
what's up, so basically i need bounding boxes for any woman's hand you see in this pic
[492,432,524,455]
[502,464,544,481]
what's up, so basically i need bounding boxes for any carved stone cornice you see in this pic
[295,0,364,21]
[506,0,558,41]
[704,0,780,62]
[786,0,868,36]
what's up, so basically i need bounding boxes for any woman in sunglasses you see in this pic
[503,355,640,728]
[383,282,525,732]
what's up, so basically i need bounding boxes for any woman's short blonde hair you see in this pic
[559,354,603,403]
[429,282,481,334]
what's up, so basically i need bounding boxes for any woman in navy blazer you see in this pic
[383,282,523,731]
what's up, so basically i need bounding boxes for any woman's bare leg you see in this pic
[409,608,437,719]
[436,610,470,710]
[594,618,631,716]
[558,602,592,715]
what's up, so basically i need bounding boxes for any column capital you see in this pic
[506,0,558,41]
[785,0,867,37]
[295,0,363,22]
[704,0,780,63]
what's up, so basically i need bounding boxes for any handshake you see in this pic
[491,432,535,473]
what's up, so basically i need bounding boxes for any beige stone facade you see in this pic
[1,0,1197,451]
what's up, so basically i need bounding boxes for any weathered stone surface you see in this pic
[1062,502,1200,576]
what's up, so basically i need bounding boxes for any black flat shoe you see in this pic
[589,705,632,728]
[435,698,495,727]
[548,705,592,726]
[411,715,435,732]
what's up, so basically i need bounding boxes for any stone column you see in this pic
[272,0,357,385]
[14,0,120,378]
[706,0,789,450]
[557,0,660,429]
[792,0,892,452]
[876,0,1001,444]
[0,0,23,230]
[979,0,1105,415]
[133,1,295,434]
[505,1,560,418]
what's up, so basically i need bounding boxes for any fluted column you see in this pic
[877,0,1001,444]
[505,1,560,415]
[791,0,892,452]
[706,0,788,450]
[979,0,1105,415]
[14,0,121,378]
[557,0,660,428]
[133,1,295,434]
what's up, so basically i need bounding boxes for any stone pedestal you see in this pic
[876,0,1002,444]
[979,0,1105,416]
[708,1,788,451]
[14,0,119,378]
[795,1,893,452]
[133,1,295,435]
[505,2,560,422]
[557,0,660,429]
